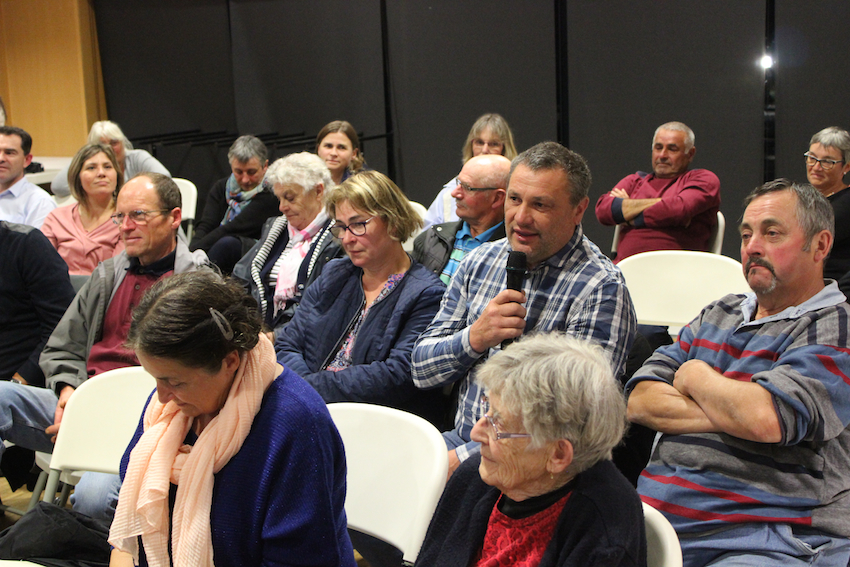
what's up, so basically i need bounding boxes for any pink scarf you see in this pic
[109,334,276,567]
[273,211,328,313]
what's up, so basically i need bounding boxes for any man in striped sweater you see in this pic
[627,179,850,567]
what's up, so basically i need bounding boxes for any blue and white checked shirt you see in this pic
[412,225,636,461]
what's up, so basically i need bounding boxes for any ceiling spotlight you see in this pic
[760,55,774,69]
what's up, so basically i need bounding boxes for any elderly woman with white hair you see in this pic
[233,152,344,338]
[416,333,646,567]
[51,120,171,198]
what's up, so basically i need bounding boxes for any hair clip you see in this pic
[209,307,234,341]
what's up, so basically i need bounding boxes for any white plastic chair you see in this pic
[327,403,448,564]
[173,177,198,241]
[612,210,725,255]
[616,250,750,336]
[52,193,77,208]
[37,366,156,508]
[404,201,427,252]
[642,502,683,567]
[708,210,725,254]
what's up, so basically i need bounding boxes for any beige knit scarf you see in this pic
[109,334,276,567]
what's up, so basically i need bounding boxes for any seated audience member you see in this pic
[417,333,646,567]
[109,271,355,567]
[190,135,280,272]
[233,152,343,338]
[275,171,446,420]
[424,113,517,228]
[0,126,55,228]
[51,120,170,198]
[0,221,75,387]
[627,179,850,566]
[0,173,208,521]
[594,121,721,261]
[412,142,635,477]
[805,126,850,294]
[412,154,510,284]
[41,143,124,274]
[316,120,368,185]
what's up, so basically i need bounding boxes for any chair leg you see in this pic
[42,469,61,506]
[26,470,48,511]
[58,482,73,508]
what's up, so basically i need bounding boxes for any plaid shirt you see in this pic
[412,225,636,461]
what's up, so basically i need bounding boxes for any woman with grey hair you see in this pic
[416,333,646,567]
[50,120,171,198]
[805,126,850,293]
[233,152,344,337]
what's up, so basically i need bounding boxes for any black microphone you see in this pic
[501,251,527,350]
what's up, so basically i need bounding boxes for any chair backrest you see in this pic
[173,178,198,220]
[403,201,427,252]
[642,502,683,567]
[709,210,725,254]
[48,366,156,475]
[53,192,77,208]
[611,223,623,254]
[612,210,725,256]
[328,403,448,563]
[617,250,750,334]
[173,177,199,241]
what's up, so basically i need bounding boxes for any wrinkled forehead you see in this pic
[742,190,798,227]
[116,181,161,211]
[653,129,686,147]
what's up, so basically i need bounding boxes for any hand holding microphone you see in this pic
[468,251,528,353]
[501,251,527,350]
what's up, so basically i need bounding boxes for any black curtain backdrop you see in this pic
[774,1,850,184]
[92,1,846,258]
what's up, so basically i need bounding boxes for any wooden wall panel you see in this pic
[0,0,104,155]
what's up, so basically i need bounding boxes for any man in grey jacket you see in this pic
[412,155,510,285]
[0,173,207,518]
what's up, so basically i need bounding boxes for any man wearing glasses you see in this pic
[594,121,721,262]
[0,173,208,520]
[412,155,511,284]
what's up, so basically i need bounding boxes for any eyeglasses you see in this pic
[472,139,504,151]
[110,209,171,226]
[480,394,531,441]
[330,216,375,239]
[457,180,499,193]
[804,153,844,171]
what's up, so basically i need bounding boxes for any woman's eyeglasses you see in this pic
[330,216,375,239]
[804,153,844,171]
[480,394,531,441]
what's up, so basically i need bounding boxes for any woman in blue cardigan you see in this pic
[109,272,355,567]
[275,170,447,423]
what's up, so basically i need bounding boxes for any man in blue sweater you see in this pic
[627,179,850,567]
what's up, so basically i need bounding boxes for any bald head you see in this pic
[462,154,511,190]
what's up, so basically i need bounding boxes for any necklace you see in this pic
[824,186,849,199]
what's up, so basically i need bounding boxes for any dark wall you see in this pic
[386,2,557,201]
[774,0,850,183]
[568,1,765,258]
[92,1,846,259]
